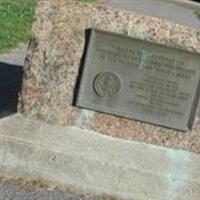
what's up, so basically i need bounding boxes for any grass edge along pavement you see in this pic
[0,0,37,53]
[0,0,95,53]
[0,172,122,200]
[0,0,198,53]
[194,9,200,19]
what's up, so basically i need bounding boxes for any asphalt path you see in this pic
[105,0,200,29]
[0,178,96,200]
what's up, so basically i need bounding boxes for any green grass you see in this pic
[194,9,200,20]
[0,0,95,53]
[0,0,37,52]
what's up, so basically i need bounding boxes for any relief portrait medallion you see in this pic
[93,71,121,97]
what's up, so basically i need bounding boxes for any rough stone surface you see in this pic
[20,0,200,154]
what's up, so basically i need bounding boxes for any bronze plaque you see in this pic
[76,29,200,131]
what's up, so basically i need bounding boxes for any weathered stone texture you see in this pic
[20,0,200,153]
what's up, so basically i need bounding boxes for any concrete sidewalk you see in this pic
[0,114,200,200]
[104,0,200,29]
[0,45,27,66]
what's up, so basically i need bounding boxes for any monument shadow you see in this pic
[73,28,92,106]
[0,62,23,118]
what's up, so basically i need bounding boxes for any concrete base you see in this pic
[0,44,27,66]
[0,114,200,200]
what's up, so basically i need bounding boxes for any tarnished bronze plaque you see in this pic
[76,29,200,131]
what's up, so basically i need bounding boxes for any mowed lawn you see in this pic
[0,0,94,53]
[0,0,37,52]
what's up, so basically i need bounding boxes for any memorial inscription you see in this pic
[76,29,200,131]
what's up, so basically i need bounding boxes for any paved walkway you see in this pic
[105,0,200,29]
[0,44,27,66]
[0,178,95,200]
[0,114,200,200]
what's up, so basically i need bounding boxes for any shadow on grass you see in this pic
[0,62,23,118]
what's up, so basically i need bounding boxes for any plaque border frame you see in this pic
[75,28,200,132]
